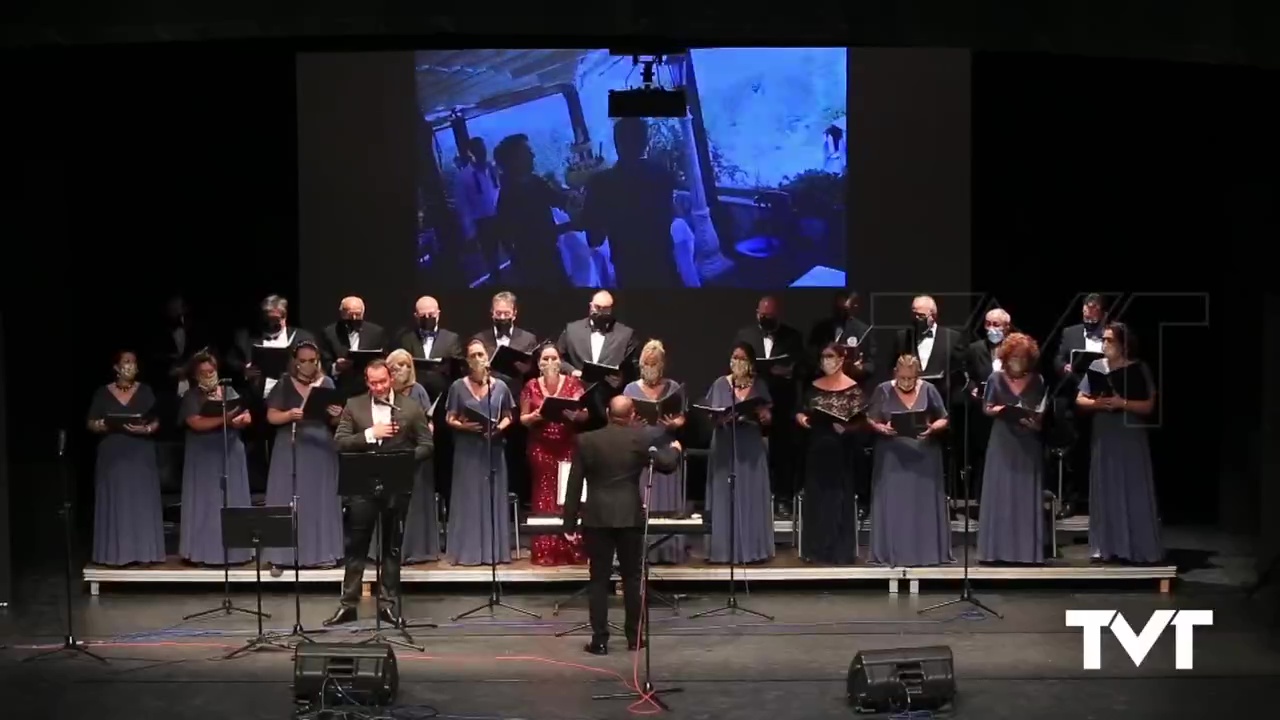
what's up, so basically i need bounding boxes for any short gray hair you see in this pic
[492,291,517,309]
[261,294,289,316]
[985,308,1011,325]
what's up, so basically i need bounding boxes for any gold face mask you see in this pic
[198,375,219,392]
[116,363,138,382]
[895,377,917,392]
[640,365,662,384]
[729,358,752,377]
[538,358,559,376]
[467,357,487,373]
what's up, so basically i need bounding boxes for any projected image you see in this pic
[413,48,848,289]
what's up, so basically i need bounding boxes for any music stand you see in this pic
[338,451,430,652]
[221,506,295,659]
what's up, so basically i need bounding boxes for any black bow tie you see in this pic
[419,330,437,339]
[495,329,510,339]
[919,328,934,338]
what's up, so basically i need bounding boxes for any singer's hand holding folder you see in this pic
[199,397,245,417]
[302,385,342,421]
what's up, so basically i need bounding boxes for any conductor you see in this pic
[562,396,681,655]
[325,359,433,628]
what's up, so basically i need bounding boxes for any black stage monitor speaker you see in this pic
[847,646,956,713]
[294,642,398,707]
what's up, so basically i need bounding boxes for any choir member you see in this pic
[387,349,442,563]
[445,339,516,565]
[144,294,206,435]
[262,341,344,568]
[1077,323,1162,564]
[87,351,166,566]
[318,296,387,384]
[622,340,688,564]
[894,295,967,498]
[808,291,877,383]
[471,291,539,498]
[397,296,462,503]
[796,343,865,565]
[866,355,952,566]
[977,333,1048,564]
[962,308,1013,499]
[1051,293,1109,514]
[491,133,571,286]
[227,294,317,395]
[556,290,640,427]
[733,295,805,516]
[178,351,253,565]
[704,342,775,564]
[519,342,589,565]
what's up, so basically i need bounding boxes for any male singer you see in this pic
[319,296,387,384]
[556,291,640,427]
[563,396,680,655]
[325,359,433,627]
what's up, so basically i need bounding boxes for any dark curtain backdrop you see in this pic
[2,45,1277,582]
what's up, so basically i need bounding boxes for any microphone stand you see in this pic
[24,430,108,664]
[453,370,540,621]
[920,374,1001,619]
[594,452,683,708]
[282,421,323,644]
[184,382,267,623]
[689,393,772,621]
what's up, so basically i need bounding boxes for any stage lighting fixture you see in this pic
[293,642,398,708]
[607,50,688,118]
[846,646,956,713]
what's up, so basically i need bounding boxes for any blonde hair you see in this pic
[894,354,923,375]
[640,339,665,364]
[386,349,417,389]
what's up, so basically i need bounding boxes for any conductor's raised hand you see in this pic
[370,422,397,440]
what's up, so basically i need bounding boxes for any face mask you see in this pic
[295,362,319,382]
[986,328,1004,344]
[590,312,614,331]
[820,357,842,375]
[265,319,283,334]
[640,365,662,384]
[896,377,917,392]
[539,358,559,376]
[493,318,512,334]
[1083,320,1099,332]
[116,363,138,382]
[198,375,219,392]
[418,316,438,333]
[912,316,929,333]
[1005,358,1026,376]
[729,358,752,378]
[467,357,488,373]
[758,316,778,332]
[833,305,849,320]
[391,364,411,386]
[344,318,363,332]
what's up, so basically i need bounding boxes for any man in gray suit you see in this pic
[562,396,680,655]
[324,359,433,628]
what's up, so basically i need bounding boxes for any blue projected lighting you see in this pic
[415,48,848,289]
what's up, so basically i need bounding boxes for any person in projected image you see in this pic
[453,137,500,283]
[491,134,571,288]
[580,117,683,289]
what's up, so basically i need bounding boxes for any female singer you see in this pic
[445,338,515,566]
[704,341,774,564]
[388,349,442,563]
[87,350,166,566]
[866,355,951,566]
[796,343,864,565]
[1077,323,1162,563]
[977,333,1048,564]
[519,342,589,566]
[179,350,253,565]
[623,339,687,564]
[262,341,344,568]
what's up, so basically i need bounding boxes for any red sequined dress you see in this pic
[522,374,588,565]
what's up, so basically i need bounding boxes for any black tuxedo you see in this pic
[556,319,640,427]
[894,325,967,406]
[472,326,540,392]
[1050,323,1103,509]
[332,392,433,615]
[732,322,805,501]
[1052,323,1105,383]
[226,326,318,381]
[396,326,463,403]
[318,320,388,378]
[144,319,209,435]
[807,315,878,383]
[562,422,679,644]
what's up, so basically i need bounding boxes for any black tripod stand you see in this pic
[920,380,1001,619]
[280,422,325,644]
[24,431,107,664]
[221,506,293,659]
[688,402,772,622]
[454,373,539,622]
[184,385,269,624]
[594,455,683,710]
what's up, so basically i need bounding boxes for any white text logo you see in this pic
[1065,610,1213,669]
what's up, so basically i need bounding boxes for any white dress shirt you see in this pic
[174,326,190,397]
[363,394,395,445]
[420,333,436,359]
[916,325,936,371]
[762,335,775,359]
[494,328,511,348]
[992,357,1003,373]
[260,328,295,396]
[589,332,605,364]
[347,330,361,352]
[1084,331,1103,353]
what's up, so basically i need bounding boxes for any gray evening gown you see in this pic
[178,387,253,564]
[704,375,775,564]
[1081,360,1162,562]
[400,382,442,562]
[977,371,1047,563]
[624,379,688,564]
[89,384,167,566]
[867,381,952,566]
[445,377,515,565]
[261,377,344,567]
[799,383,864,565]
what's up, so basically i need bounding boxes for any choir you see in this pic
[87,290,1165,572]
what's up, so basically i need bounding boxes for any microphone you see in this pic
[648,446,658,456]
[57,430,66,457]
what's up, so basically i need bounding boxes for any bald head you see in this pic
[607,395,635,424]
[340,297,365,321]
[415,296,440,316]
[590,291,614,312]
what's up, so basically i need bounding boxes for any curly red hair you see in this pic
[995,332,1040,365]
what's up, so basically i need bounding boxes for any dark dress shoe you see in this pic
[583,641,608,656]
[378,608,402,627]
[627,638,645,651]
[323,607,357,627]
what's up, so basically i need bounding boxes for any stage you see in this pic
[81,516,1177,597]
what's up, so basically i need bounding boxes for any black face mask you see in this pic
[758,316,778,332]
[344,318,363,333]
[418,316,438,333]
[493,318,513,335]
[265,319,282,334]
[590,312,615,332]
[911,316,929,333]
[1083,320,1100,332]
